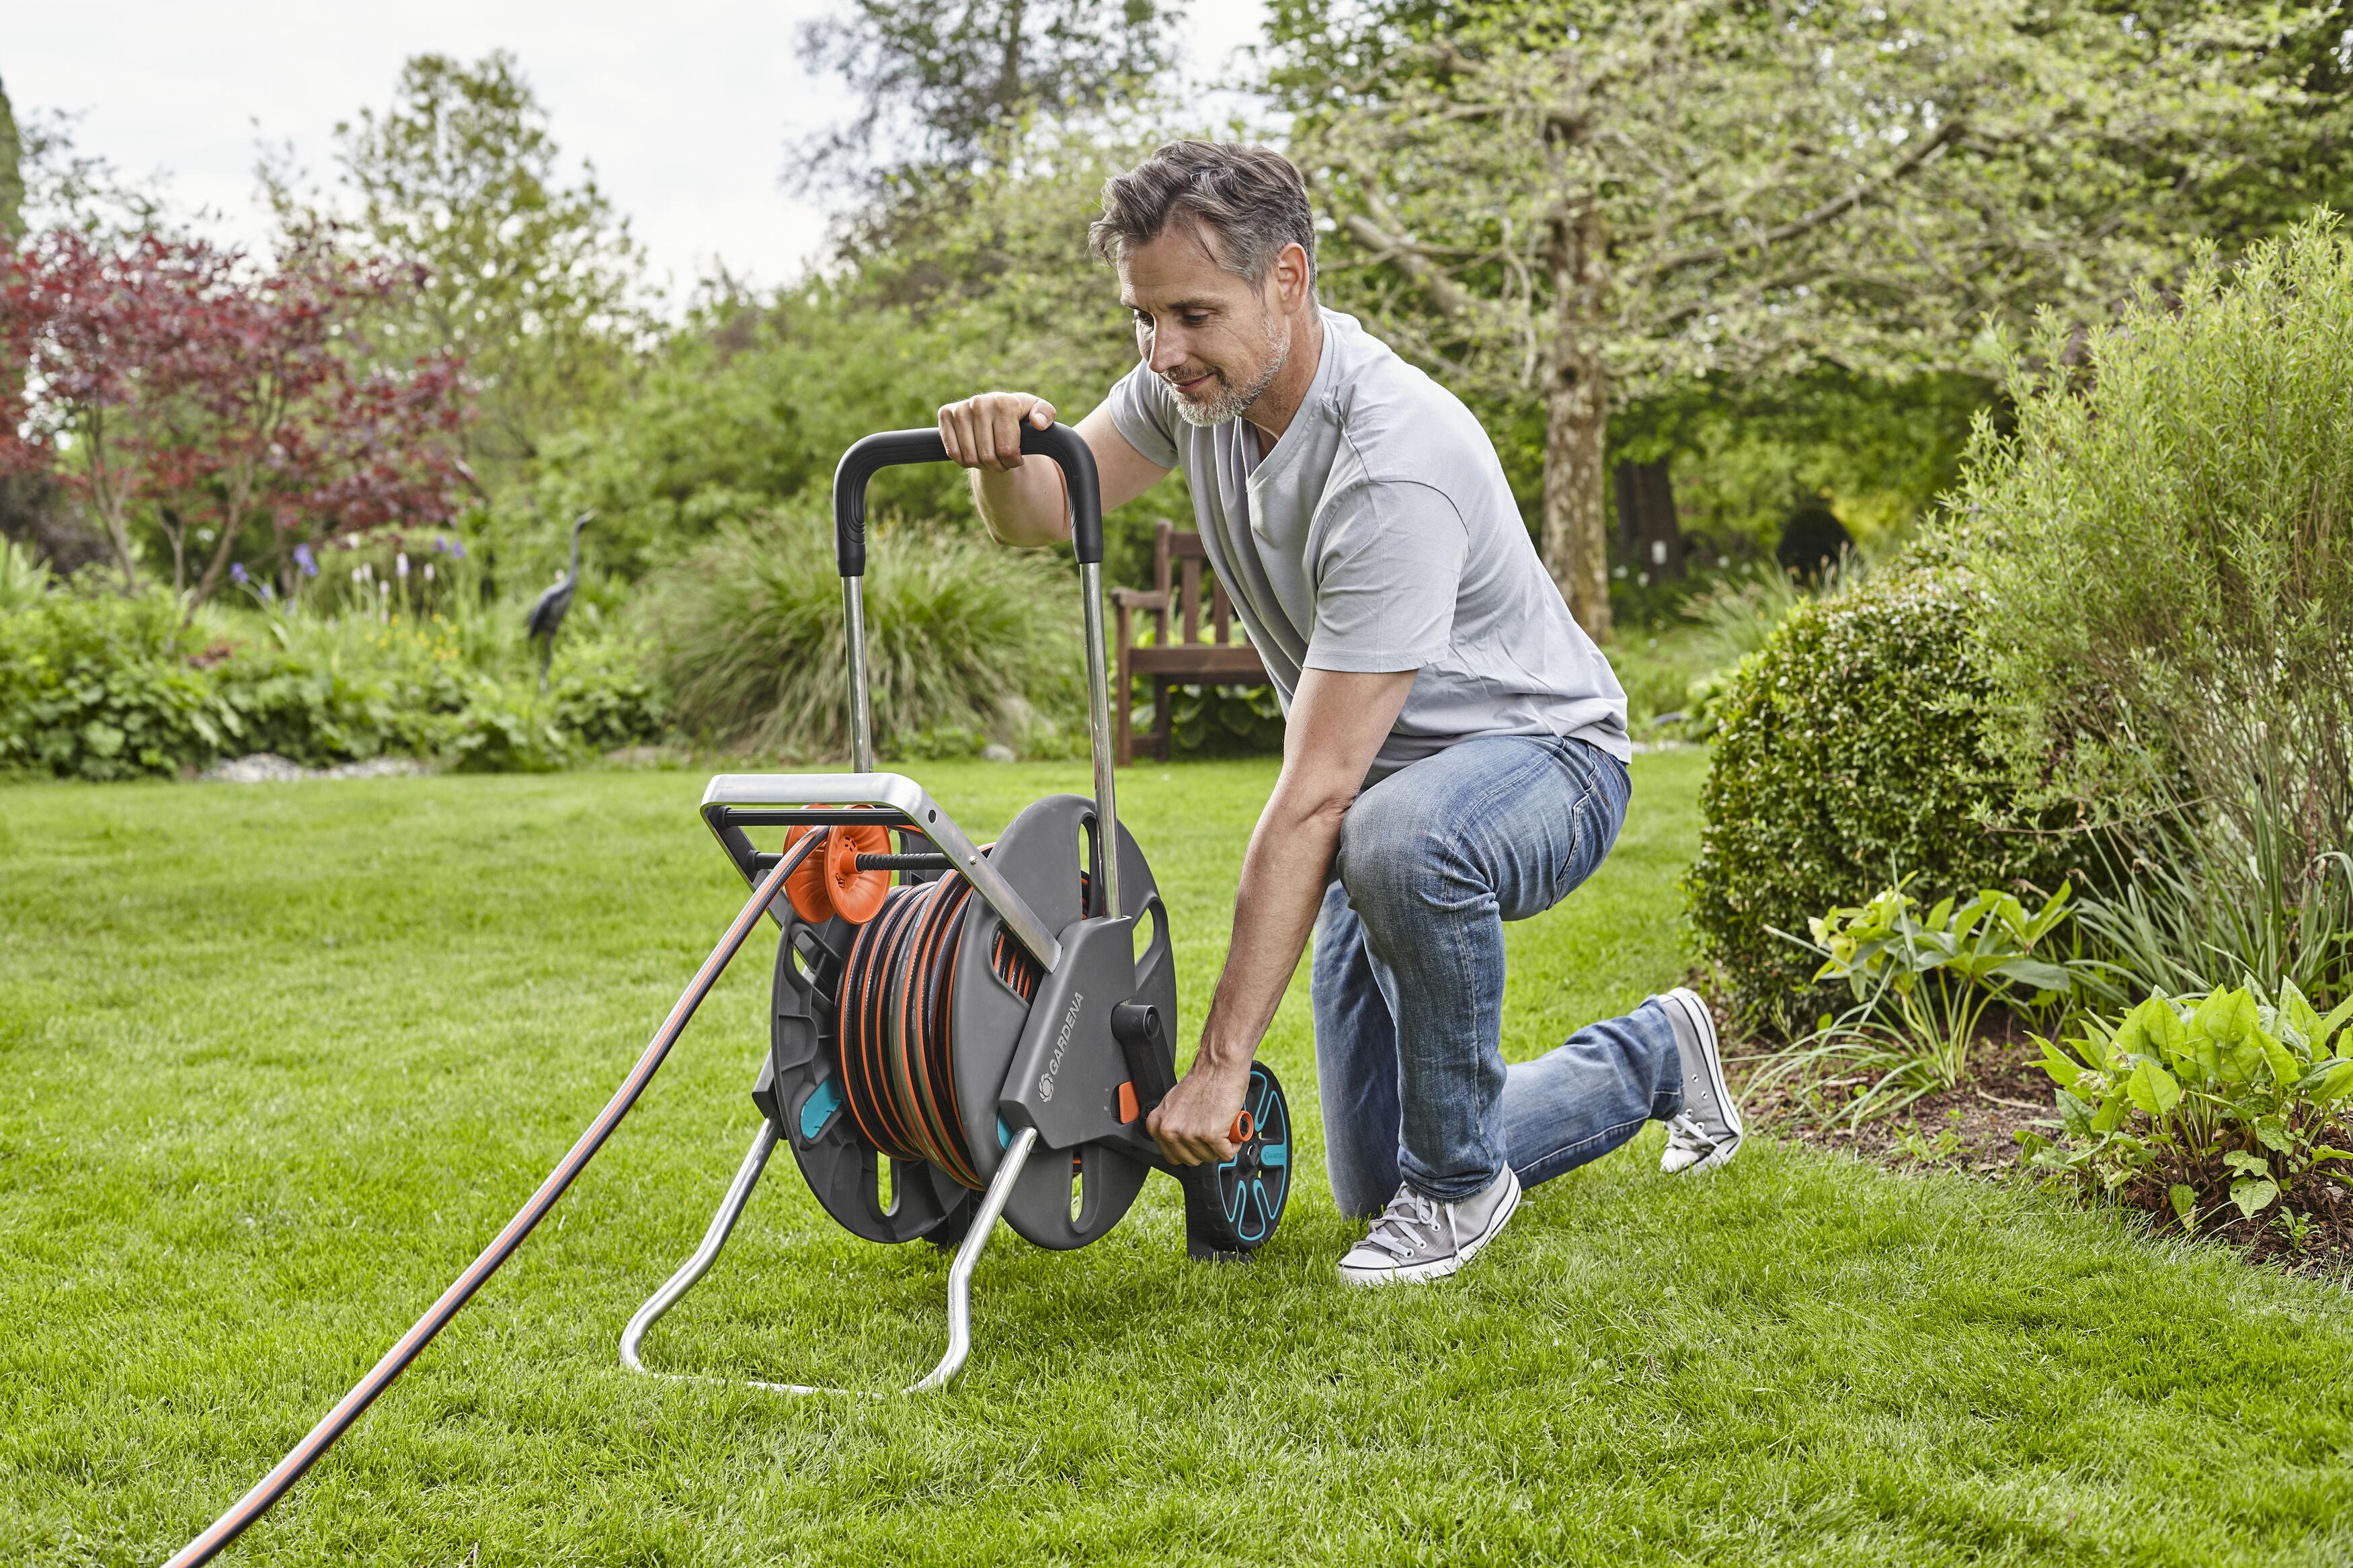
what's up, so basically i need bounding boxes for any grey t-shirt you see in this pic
[1105,308,1629,777]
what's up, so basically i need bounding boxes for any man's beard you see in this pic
[1168,321,1291,428]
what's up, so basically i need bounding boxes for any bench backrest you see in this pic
[1146,520,1236,647]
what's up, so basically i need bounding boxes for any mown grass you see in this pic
[4,751,2352,1565]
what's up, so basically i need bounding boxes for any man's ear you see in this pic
[1277,241,1314,313]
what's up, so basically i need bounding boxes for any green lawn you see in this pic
[5,751,2352,1565]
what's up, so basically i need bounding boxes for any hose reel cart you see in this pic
[622,423,1295,1395]
[162,424,1293,1568]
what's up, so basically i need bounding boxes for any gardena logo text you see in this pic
[1037,993,1084,1102]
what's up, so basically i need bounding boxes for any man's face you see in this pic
[1117,224,1290,427]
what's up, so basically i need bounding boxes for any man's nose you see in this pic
[1145,325,1191,374]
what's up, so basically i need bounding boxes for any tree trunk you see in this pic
[186,472,255,616]
[89,493,140,591]
[994,0,1029,118]
[1542,198,1611,643]
[82,421,143,590]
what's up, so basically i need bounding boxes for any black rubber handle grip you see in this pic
[831,423,1103,577]
[1111,1001,1179,1106]
[1110,1001,1249,1260]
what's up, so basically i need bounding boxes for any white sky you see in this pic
[7,0,1271,299]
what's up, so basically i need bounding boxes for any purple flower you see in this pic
[447,538,467,559]
[230,562,249,586]
[292,542,318,578]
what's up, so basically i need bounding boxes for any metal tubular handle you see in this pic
[831,425,1105,574]
[826,423,1123,921]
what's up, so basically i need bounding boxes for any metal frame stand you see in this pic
[623,424,1108,1398]
[621,1126,1040,1395]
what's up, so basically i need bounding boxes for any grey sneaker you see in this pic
[1660,987,1745,1175]
[1337,1167,1521,1286]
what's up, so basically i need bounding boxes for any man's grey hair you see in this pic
[1088,141,1318,290]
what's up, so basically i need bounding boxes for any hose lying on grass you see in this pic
[163,835,814,1568]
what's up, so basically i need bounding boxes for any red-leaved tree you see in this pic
[0,227,471,604]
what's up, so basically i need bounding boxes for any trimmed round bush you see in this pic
[1684,550,2064,1030]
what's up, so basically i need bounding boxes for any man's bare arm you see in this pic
[937,393,1170,546]
[1145,666,1419,1165]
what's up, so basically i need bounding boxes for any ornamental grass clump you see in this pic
[647,511,1078,759]
[2022,984,2353,1249]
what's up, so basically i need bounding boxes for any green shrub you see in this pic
[214,642,454,766]
[1968,214,2353,1004]
[0,540,53,612]
[0,578,663,780]
[1131,682,1286,756]
[549,635,668,753]
[444,681,570,774]
[1685,547,2064,1029]
[2023,984,2353,1247]
[0,587,235,779]
[645,511,1078,759]
[218,661,415,765]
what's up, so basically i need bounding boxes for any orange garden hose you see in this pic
[168,821,1236,1565]
[162,839,812,1568]
[822,825,1046,1192]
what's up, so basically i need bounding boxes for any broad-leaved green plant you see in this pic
[1760,880,2080,1123]
[2022,984,2353,1239]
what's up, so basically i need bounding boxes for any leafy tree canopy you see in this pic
[520,124,1180,585]
[1276,0,2339,638]
[797,0,1188,188]
[266,52,652,486]
[0,229,470,603]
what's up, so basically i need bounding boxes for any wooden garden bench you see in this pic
[1110,520,1268,765]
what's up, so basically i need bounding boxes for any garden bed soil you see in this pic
[1714,997,2353,1276]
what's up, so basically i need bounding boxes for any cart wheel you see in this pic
[1220,1061,1291,1249]
[1181,1061,1291,1261]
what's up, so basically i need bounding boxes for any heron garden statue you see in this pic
[525,511,594,694]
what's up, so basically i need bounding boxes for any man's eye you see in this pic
[1181,314,1209,327]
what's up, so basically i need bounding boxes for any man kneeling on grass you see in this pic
[938,141,1743,1286]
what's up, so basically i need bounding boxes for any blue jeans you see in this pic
[1312,734,1685,1216]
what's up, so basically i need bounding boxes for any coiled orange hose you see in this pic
[793,824,1056,1192]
